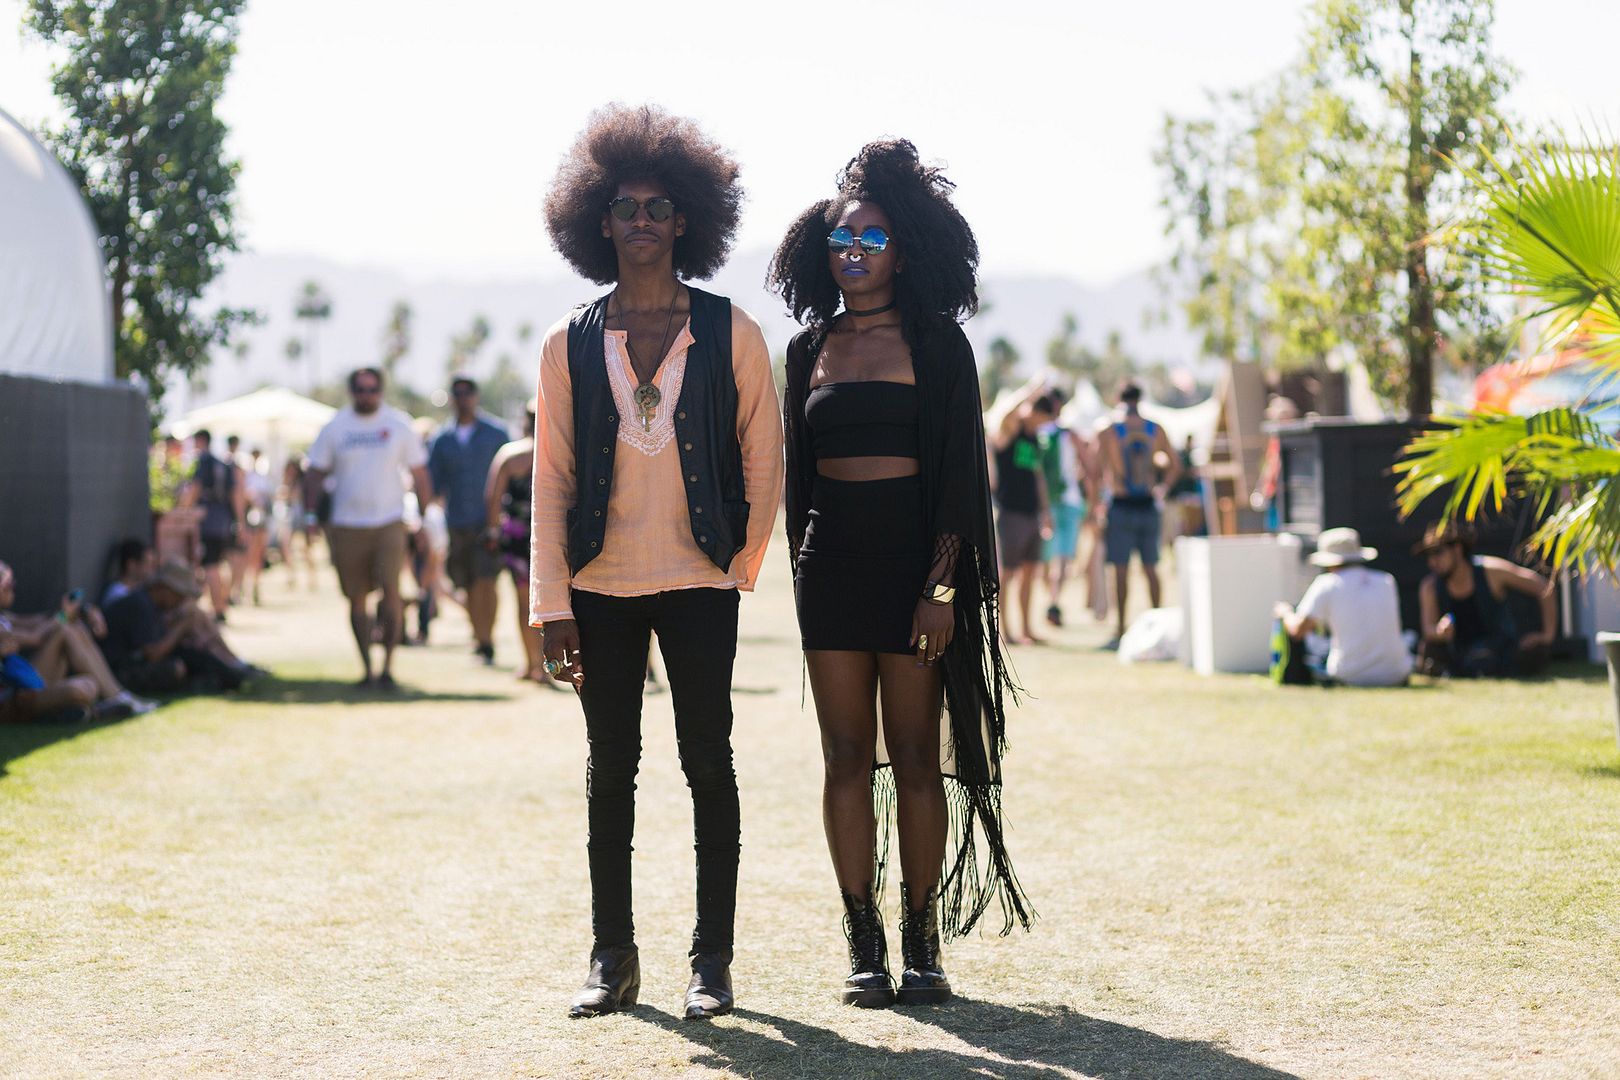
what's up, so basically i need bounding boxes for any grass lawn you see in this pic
[2,545,1619,1078]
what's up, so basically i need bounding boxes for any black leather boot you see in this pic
[841,888,895,1008]
[684,949,734,1020]
[896,882,952,1006]
[568,944,640,1019]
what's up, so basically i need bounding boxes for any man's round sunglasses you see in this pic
[827,225,890,255]
[608,195,675,223]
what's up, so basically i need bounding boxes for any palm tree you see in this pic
[294,281,334,393]
[1394,135,1620,572]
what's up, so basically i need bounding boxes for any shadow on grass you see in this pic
[236,676,507,706]
[0,713,129,779]
[632,1001,1297,1080]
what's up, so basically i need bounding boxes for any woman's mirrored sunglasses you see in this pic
[827,225,890,255]
[608,195,676,223]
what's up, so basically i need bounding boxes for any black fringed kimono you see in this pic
[783,314,1035,939]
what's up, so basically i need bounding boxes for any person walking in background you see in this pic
[274,458,319,592]
[1097,382,1181,645]
[306,368,432,690]
[1415,523,1557,678]
[428,376,510,666]
[989,386,1056,645]
[188,429,243,622]
[238,448,274,606]
[485,399,547,684]
[532,104,782,1020]
[772,138,1033,1011]
[1038,391,1093,629]
[1274,528,1412,687]
[224,435,250,604]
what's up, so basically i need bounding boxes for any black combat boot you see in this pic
[896,882,952,1006]
[568,944,640,1019]
[841,888,895,1008]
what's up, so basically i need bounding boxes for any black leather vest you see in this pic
[565,286,747,576]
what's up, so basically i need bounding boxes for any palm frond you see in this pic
[1393,413,1527,521]
[1466,138,1620,370]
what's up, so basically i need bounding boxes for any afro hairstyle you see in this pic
[767,138,979,331]
[543,103,744,285]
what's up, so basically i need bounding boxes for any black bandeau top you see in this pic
[805,381,920,459]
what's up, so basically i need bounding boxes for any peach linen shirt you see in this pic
[528,304,784,624]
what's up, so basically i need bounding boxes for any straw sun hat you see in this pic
[1309,527,1378,568]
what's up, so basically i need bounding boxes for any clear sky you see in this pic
[2,0,1614,285]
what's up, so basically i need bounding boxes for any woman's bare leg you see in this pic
[876,654,946,892]
[807,649,881,893]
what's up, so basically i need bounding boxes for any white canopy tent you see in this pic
[168,386,337,473]
[0,108,112,383]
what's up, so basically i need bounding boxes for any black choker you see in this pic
[845,300,896,317]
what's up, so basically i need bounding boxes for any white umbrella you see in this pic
[169,386,338,472]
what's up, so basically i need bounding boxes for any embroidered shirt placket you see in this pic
[604,327,691,458]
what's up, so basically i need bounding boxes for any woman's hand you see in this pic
[910,597,955,667]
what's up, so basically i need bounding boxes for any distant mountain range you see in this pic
[180,250,1204,413]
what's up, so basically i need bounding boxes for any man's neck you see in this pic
[456,412,476,426]
[613,263,681,313]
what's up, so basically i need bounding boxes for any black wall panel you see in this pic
[0,374,150,612]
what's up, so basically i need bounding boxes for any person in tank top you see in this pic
[772,139,1032,1013]
[1415,523,1556,677]
[1096,381,1181,645]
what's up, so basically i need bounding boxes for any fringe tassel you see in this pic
[870,765,898,907]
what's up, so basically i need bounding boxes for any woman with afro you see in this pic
[769,139,1032,1009]
[532,104,784,1021]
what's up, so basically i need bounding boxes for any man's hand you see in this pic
[542,619,585,689]
[60,593,83,621]
[1520,630,1554,651]
[1039,513,1055,542]
[84,606,108,638]
[1434,614,1456,643]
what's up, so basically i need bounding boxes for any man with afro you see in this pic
[529,104,783,1021]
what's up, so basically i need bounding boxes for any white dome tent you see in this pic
[0,107,112,383]
[0,108,147,614]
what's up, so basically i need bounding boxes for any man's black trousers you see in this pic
[572,586,740,955]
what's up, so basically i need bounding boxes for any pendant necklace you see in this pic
[615,286,682,433]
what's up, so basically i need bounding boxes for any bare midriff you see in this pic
[816,456,920,481]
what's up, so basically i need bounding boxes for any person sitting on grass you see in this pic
[103,538,159,608]
[1273,527,1412,688]
[1414,523,1556,678]
[99,560,257,696]
[0,560,156,721]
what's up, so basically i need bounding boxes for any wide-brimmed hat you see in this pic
[1413,521,1476,556]
[152,559,202,599]
[1310,527,1378,567]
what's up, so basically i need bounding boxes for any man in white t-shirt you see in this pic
[306,367,433,689]
[1275,527,1412,688]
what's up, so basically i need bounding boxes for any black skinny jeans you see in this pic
[573,586,741,955]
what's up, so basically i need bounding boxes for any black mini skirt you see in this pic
[795,474,931,654]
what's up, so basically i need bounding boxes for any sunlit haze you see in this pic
[3,0,1613,285]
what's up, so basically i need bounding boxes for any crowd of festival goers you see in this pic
[0,372,550,723]
[1,364,1559,724]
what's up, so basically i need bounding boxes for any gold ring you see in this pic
[917,635,929,650]
[544,658,563,677]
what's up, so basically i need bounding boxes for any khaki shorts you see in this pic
[327,522,406,600]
